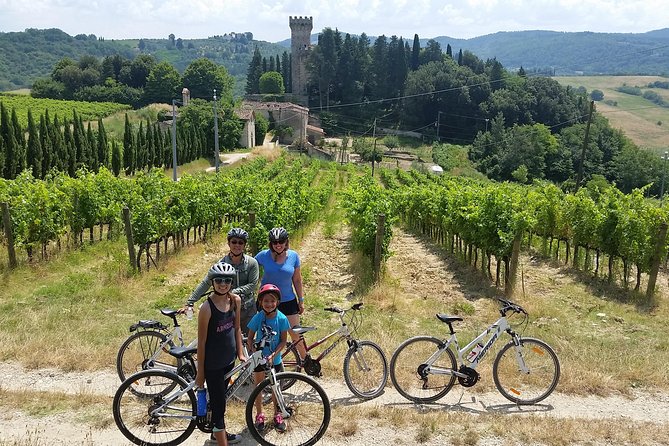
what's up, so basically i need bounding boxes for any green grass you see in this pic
[554,75,669,152]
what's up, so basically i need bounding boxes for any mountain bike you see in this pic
[282,302,388,399]
[390,298,560,405]
[113,325,331,446]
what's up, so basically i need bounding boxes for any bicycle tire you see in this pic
[277,344,303,390]
[245,372,330,446]
[343,340,388,399]
[389,336,457,403]
[116,330,181,387]
[492,337,560,405]
[113,369,196,446]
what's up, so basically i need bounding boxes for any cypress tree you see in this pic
[52,115,67,172]
[281,51,290,93]
[111,140,122,176]
[87,122,97,170]
[262,56,267,73]
[97,118,109,169]
[163,129,171,167]
[246,46,263,94]
[123,114,135,175]
[136,121,146,171]
[411,34,420,70]
[268,55,275,72]
[457,48,463,66]
[11,108,26,175]
[26,110,43,179]
[40,113,53,175]
[0,133,5,178]
[275,54,281,74]
[146,121,155,168]
[72,110,86,168]
[446,44,453,58]
[0,103,17,178]
[63,119,76,176]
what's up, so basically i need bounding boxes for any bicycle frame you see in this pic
[426,314,524,378]
[297,323,352,363]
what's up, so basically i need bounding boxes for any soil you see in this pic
[3,225,669,445]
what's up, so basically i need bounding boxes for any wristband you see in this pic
[298,297,304,303]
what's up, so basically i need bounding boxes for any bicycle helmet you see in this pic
[227,227,248,241]
[268,227,288,243]
[209,261,236,279]
[258,283,281,301]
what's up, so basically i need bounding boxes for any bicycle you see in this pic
[113,325,331,446]
[116,308,195,390]
[389,298,560,405]
[282,302,388,399]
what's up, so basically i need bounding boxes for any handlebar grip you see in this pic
[324,307,343,313]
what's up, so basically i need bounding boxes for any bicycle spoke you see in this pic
[343,341,388,399]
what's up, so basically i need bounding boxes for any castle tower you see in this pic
[289,16,313,99]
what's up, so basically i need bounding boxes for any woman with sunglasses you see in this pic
[196,261,245,446]
[255,227,307,358]
[183,228,259,338]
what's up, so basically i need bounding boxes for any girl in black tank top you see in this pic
[195,267,245,445]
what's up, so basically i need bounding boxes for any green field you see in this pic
[554,75,669,153]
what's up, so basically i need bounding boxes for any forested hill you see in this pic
[0,28,286,91]
[431,29,669,75]
[276,28,669,76]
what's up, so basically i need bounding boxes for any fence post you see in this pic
[646,222,668,300]
[248,212,257,255]
[505,233,522,297]
[1,202,17,269]
[373,213,386,281]
[122,206,137,272]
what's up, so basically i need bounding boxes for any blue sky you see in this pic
[0,0,666,42]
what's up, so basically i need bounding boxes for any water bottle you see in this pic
[186,305,194,321]
[467,343,483,362]
[196,388,207,416]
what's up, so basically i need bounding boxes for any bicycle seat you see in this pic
[436,314,463,324]
[291,325,316,335]
[161,309,178,317]
[168,345,197,359]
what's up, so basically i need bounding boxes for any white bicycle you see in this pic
[390,298,560,405]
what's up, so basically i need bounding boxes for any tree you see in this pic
[144,61,181,104]
[1,103,18,178]
[138,39,146,51]
[420,39,442,66]
[259,71,285,94]
[97,118,108,169]
[26,110,42,178]
[281,51,291,93]
[123,114,135,175]
[39,113,53,175]
[11,108,26,174]
[182,58,234,101]
[128,54,156,88]
[411,34,420,70]
[246,46,263,94]
[176,38,183,50]
[111,140,122,176]
[591,89,604,101]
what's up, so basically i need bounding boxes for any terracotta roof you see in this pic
[234,107,255,120]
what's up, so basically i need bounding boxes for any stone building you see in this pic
[289,16,312,101]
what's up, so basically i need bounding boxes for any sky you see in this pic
[0,0,667,43]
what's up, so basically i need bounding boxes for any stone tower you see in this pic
[289,16,312,98]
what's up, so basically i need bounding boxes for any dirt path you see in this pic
[3,226,669,445]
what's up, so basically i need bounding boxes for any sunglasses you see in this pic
[229,239,246,246]
[271,240,287,245]
[213,277,233,285]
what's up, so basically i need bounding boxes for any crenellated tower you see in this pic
[289,16,313,99]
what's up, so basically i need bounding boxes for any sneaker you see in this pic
[255,412,266,431]
[207,433,241,445]
[274,413,286,433]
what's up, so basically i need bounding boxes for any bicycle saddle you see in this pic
[291,325,316,335]
[436,314,463,324]
[168,345,197,359]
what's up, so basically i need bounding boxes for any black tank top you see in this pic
[204,295,237,371]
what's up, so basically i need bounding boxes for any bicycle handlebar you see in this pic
[324,302,363,314]
[497,298,527,316]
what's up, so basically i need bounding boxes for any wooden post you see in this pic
[646,222,668,300]
[373,213,386,281]
[1,202,17,268]
[122,206,136,272]
[505,233,522,297]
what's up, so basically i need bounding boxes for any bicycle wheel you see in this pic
[343,340,388,399]
[116,330,181,384]
[277,344,303,390]
[245,372,330,446]
[113,369,196,446]
[390,336,457,403]
[493,337,560,405]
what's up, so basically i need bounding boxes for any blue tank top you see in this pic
[204,295,237,371]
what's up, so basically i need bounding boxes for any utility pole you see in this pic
[575,100,595,190]
[213,89,220,173]
[436,111,442,142]
[171,99,178,181]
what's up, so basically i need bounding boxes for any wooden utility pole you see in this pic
[373,213,386,281]
[576,100,595,190]
[371,118,377,177]
[122,206,136,271]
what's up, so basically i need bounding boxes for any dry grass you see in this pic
[554,75,669,151]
